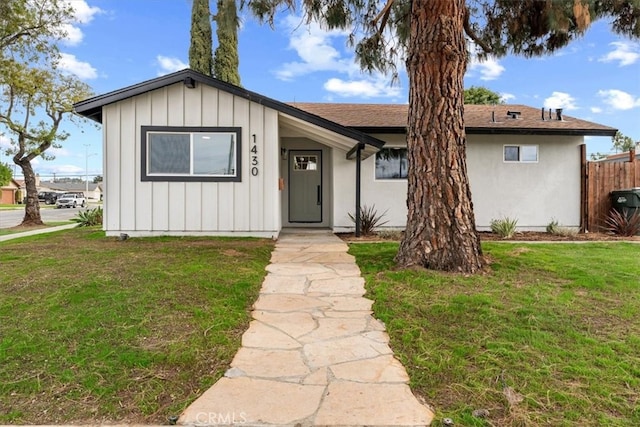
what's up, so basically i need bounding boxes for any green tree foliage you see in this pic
[248,0,639,273]
[612,131,637,153]
[0,0,93,226]
[189,0,213,76]
[214,0,241,86]
[0,162,12,187]
[0,0,72,61]
[464,86,502,105]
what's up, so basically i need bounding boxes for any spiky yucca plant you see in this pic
[490,217,518,239]
[71,207,103,227]
[605,209,640,237]
[348,205,389,236]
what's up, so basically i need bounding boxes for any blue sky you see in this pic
[2,0,639,180]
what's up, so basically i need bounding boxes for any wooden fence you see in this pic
[584,149,639,232]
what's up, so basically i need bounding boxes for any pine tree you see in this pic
[214,0,241,86]
[189,0,213,76]
[247,0,640,273]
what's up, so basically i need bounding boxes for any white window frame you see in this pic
[141,126,242,182]
[503,144,538,163]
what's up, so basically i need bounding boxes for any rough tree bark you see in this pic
[15,156,43,226]
[395,0,483,273]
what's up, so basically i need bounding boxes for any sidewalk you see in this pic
[178,229,433,426]
[0,223,77,242]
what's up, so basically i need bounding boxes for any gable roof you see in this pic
[1,178,22,190]
[73,69,385,150]
[39,181,101,192]
[289,103,617,137]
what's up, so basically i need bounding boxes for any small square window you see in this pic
[521,145,538,162]
[375,148,408,179]
[504,145,538,163]
[504,146,520,162]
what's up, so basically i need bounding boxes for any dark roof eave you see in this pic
[465,127,617,137]
[351,126,407,134]
[74,69,384,149]
[350,126,617,137]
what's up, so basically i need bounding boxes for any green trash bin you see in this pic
[610,188,640,219]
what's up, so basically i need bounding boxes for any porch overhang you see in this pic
[279,113,382,159]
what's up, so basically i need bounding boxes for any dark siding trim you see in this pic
[75,69,384,149]
[141,126,242,182]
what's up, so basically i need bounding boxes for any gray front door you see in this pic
[289,150,322,223]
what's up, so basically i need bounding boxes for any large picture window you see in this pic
[141,126,241,182]
[375,148,408,180]
[504,145,538,163]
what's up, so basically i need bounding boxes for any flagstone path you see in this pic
[178,229,433,426]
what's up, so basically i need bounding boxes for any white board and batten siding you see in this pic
[102,82,281,238]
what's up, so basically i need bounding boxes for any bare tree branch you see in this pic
[463,6,492,54]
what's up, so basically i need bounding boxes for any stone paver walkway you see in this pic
[178,229,433,426]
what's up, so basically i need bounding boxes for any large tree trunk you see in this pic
[16,159,44,226]
[395,0,483,273]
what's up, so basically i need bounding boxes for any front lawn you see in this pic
[350,242,640,426]
[0,228,273,423]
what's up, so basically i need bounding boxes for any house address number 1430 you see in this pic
[251,139,258,176]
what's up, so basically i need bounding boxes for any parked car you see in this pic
[38,191,62,205]
[55,192,86,208]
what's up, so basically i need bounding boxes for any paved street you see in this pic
[0,203,97,229]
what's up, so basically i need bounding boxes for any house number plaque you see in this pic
[251,137,258,176]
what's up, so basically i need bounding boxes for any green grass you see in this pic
[350,242,640,426]
[0,228,274,423]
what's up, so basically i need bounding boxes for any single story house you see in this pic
[1,178,23,205]
[596,149,639,163]
[74,69,616,238]
[39,181,103,200]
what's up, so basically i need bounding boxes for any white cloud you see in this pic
[598,41,640,66]
[470,57,505,80]
[275,15,355,80]
[597,89,640,110]
[590,106,603,113]
[466,41,506,81]
[156,56,188,75]
[0,135,12,154]
[544,91,578,110]
[324,77,401,98]
[66,0,103,24]
[274,15,404,99]
[39,164,84,175]
[500,93,516,103]
[60,24,83,46]
[60,0,103,46]
[58,53,97,79]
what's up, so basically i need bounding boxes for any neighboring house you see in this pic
[1,179,23,204]
[74,69,616,238]
[595,150,639,163]
[40,181,103,200]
